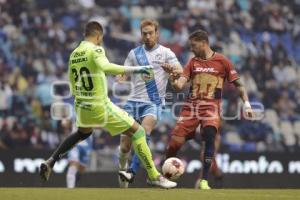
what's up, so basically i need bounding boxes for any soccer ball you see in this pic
[162,157,185,180]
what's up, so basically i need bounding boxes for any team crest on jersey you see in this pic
[155,53,162,61]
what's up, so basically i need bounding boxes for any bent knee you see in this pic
[171,135,186,144]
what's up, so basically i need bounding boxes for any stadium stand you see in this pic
[0,0,300,153]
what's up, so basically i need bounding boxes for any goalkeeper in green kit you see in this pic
[39,21,176,189]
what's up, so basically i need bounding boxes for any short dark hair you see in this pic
[189,30,209,43]
[84,21,103,37]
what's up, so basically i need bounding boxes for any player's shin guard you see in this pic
[129,134,151,174]
[118,146,130,170]
[202,126,216,180]
[66,165,78,188]
[50,131,92,167]
[131,127,160,180]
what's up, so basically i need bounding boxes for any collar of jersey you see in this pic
[195,52,217,61]
[143,44,160,52]
[81,40,97,47]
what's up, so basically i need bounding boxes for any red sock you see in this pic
[165,138,184,158]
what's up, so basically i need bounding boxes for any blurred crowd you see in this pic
[0,0,300,153]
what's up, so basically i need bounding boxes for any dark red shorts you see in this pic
[171,101,220,139]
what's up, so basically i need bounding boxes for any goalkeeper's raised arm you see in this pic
[92,47,153,75]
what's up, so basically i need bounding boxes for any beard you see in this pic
[194,50,206,59]
[144,41,155,49]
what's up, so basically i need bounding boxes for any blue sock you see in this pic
[202,127,216,180]
[129,134,151,174]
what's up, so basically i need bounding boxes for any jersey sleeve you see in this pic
[224,56,239,82]
[166,48,180,64]
[182,59,193,80]
[93,46,109,64]
[93,47,125,75]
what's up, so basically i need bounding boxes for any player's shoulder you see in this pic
[127,48,136,57]
[79,40,103,52]
[214,52,231,63]
[157,44,174,54]
[157,45,179,63]
[188,56,198,64]
[127,45,144,58]
[92,45,105,53]
[90,45,105,60]
[74,41,105,56]
[183,57,196,68]
[131,45,144,52]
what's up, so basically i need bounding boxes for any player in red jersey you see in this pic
[164,30,254,189]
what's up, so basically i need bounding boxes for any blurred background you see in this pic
[0,0,300,188]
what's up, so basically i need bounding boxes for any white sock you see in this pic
[118,146,130,170]
[66,165,78,188]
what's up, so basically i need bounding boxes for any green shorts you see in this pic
[75,99,135,136]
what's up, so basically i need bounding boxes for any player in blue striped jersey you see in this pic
[117,19,182,188]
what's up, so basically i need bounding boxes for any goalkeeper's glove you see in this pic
[135,65,153,75]
[124,65,153,75]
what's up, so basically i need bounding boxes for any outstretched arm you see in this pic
[232,79,255,118]
[169,76,188,91]
[116,50,134,82]
[94,56,152,75]
[93,47,152,75]
[161,63,183,76]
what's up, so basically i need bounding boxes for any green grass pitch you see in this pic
[0,188,299,200]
